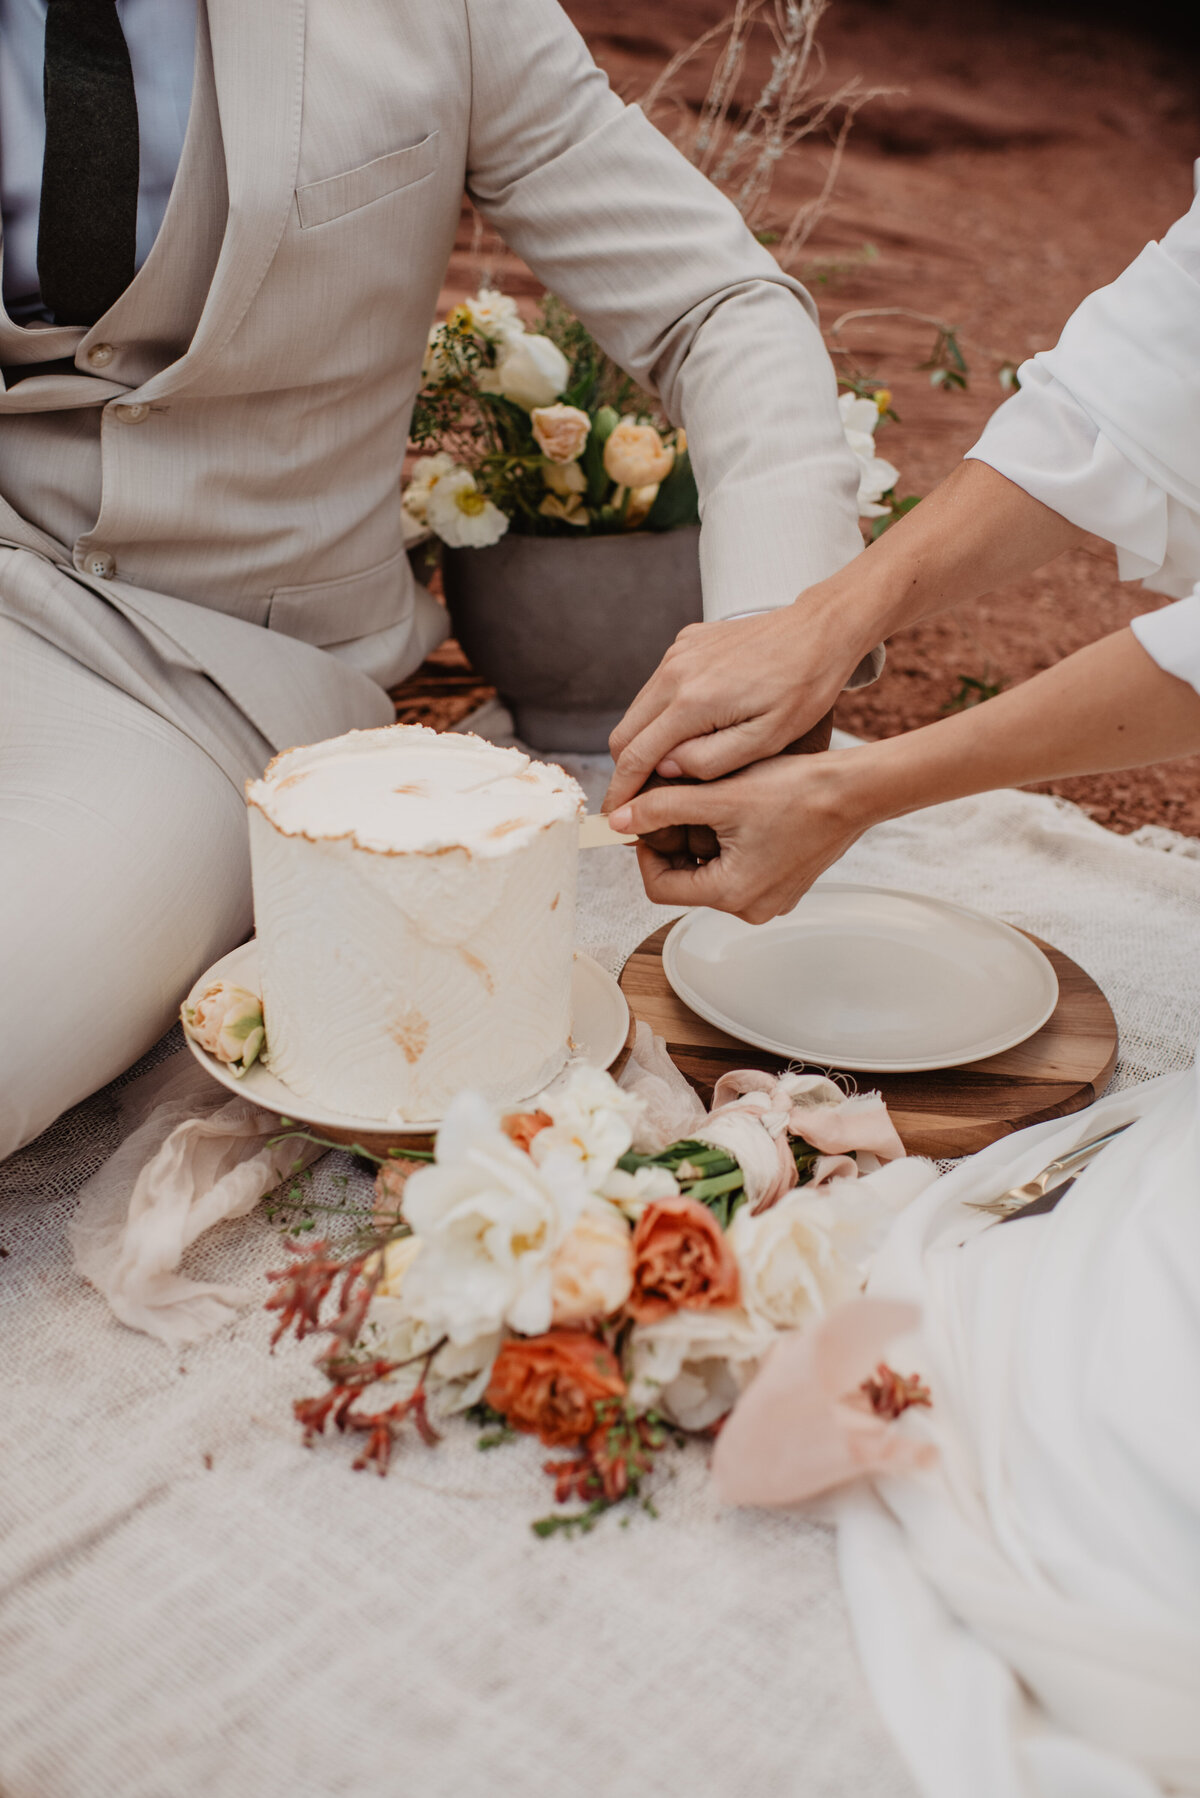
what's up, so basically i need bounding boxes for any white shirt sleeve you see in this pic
[965,169,1200,695]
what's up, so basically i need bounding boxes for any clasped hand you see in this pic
[603,602,866,922]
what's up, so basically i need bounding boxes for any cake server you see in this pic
[579,812,638,849]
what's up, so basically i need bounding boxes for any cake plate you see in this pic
[183,940,633,1153]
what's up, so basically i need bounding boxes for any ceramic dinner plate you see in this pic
[183,940,630,1136]
[662,883,1060,1072]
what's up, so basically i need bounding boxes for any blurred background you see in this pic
[402,0,1200,835]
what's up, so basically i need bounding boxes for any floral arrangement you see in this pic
[402,288,911,551]
[402,290,700,549]
[264,1058,932,1535]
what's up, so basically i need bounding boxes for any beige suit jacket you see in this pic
[0,0,866,769]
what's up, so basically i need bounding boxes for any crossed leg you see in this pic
[0,618,255,1159]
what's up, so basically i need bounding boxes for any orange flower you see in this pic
[500,1109,553,1154]
[485,1330,626,1446]
[627,1196,741,1323]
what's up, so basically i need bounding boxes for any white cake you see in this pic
[245,725,585,1121]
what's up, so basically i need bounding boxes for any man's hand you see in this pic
[603,600,860,814]
[608,751,866,924]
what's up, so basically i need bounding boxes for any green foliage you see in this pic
[870,492,922,540]
[919,325,970,393]
[644,448,701,531]
[942,670,1006,712]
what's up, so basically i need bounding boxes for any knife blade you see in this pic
[996,1175,1075,1226]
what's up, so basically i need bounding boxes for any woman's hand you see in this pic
[608,751,871,923]
[603,601,859,814]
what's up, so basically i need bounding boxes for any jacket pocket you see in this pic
[267,546,414,646]
[295,131,440,229]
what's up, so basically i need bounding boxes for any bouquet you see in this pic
[402,291,700,548]
[265,1059,931,1535]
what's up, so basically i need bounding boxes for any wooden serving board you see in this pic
[618,924,1118,1159]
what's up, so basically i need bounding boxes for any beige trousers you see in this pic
[1,618,265,1159]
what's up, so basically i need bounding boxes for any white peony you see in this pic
[550,1200,634,1325]
[400,451,457,526]
[478,332,570,409]
[425,466,510,550]
[462,288,524,342]
[839,390,900,520]
[529,1064,645,1186]
[626,1306,776,1431]
[598,1163,681,1222]
[399,1091,591,1344]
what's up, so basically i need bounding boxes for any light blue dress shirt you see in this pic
[0,0,197,321]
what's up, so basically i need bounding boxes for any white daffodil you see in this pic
[425,466,510,549]
[529,1063,645,1187]
[400,451,457,525]
[399,1090,590,1344]
[839,389,900,519]
[462,288,524,343]
[598,1163,681,1223]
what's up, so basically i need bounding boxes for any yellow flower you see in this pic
[874,388,892,414]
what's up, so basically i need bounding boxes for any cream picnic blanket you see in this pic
[3,739,1200,1798]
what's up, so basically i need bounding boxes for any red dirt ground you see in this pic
[395,0,1200,835]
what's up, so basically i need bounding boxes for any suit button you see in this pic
[114,401,149,423]
[87,343,116,368]
[86,551,116,578]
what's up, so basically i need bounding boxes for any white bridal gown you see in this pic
[834,171,1200,1797]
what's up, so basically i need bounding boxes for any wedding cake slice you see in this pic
[245,725,585,1121]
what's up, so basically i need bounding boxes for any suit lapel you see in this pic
[138,0,307,404]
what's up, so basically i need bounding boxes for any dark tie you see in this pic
[37,0,140,327]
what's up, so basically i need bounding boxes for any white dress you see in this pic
[835,176,1200,1797]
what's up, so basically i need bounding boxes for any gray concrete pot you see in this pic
[442,525,702,752]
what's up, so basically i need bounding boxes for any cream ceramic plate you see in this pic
[183,940,630,1135]
[663,883,1059,1072]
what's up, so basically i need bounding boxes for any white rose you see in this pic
[550,1201,635,1325]
[181,982,265,1075]
[425,467,510,550]
[400,451,457,525]
[838,390,900,520]
[598,1163,681,1222]
[603,418,674,489]
[728,1158,930,1331]
[478,333,570,409]
[462,288,524,342]
[367,1240,502,1406]
[529,1064,645,1186]
[543,460,587,497]
[626,1306,776,1431]
[399,1090,590,1344]
[531,403,591,463]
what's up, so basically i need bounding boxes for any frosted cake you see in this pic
[245,725,585,1121]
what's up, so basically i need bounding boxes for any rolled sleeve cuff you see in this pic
[1131,592,1200,697]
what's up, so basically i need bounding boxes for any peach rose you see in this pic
[500,1109,553,1154]
[550,1204,634,1325]
[627,1196,741,1323]
[531,403,591,463]
[603,418,674,489]
[485,1330,626,1446]
[181,982,265,1075]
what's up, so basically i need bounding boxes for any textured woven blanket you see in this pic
[4,734,1199,1798]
